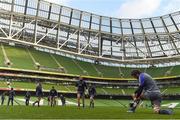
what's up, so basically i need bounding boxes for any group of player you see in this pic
[32,76,96,108]
[76,76,96,108]
[0,84,66,107]
[1,70,174,115]
[32,83,66,107]
[1,77,96,108]
[1,88,16,106]
[75,70,174,115]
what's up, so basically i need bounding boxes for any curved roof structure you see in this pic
[0,0,180,65]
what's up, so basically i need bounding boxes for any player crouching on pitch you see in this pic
[128,70,173,115]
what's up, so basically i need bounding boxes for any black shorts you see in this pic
[90,95,95,99]
[50,96,57,99]
[36,93,43,97]
[77,91,85,97]
[146,92,161,106]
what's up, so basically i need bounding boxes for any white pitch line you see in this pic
[17,98,77,106]
[17,98,44,105]
[161,89,168,94]
[66,100,78,105]
[102,88,108,94]
[121,89,125,95]
[162,102,179,108]
[58,100,77,106]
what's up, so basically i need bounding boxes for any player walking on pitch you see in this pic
[25,91,31,106]
[76,76,87,108]
[88,84,96,108]
[7,88,15,106]
[33,83,43,107]
[1,92,6,105]
[49,86,58,107]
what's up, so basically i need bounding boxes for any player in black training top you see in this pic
[7,88,15,106]
[47,95,51,106]
[25,91,31,106]
[88,84,96,108]
[1,92,6,105]
[76,76,87,108]
[49,86,58,107]
[33,83,43,107]
[59,94,66,106]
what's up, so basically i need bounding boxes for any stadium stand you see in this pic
[0,43,180,78]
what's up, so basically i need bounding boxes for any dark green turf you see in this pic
[0,106,179,119]
[0,94,179,119]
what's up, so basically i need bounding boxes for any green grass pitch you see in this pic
[0,97,179,119]
[0,106,179,119]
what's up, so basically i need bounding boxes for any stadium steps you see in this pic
[123,88,134,95]
[50,54,64,69]
[118,67,124,78]
[72,59,89,75]
[0,44,10,67]
[26,47,40,69]
[58,85,72,91]
[96,88,106,94]
[66,85,76,92]
[50,54,67,73]
[171,65,180,76]
[164,66,174,76]
[101,88,108,94]
[90,63,103,77]
[146,67,170,77]
[118,67,133,78]
[1,44,180,78]
[0,45,3,66]
[95,65,120,78]
[53,55,84,75]
[101,88,124,95]
[3,45,35,69]
[75,60,100,77]
[121,89,125,95]
[64,86,72,92]
[28,48,59,69]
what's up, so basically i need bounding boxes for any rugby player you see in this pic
[49,86,58,107]
[76,76,87,108]
[128,70,173,115]
[7,88,15,106]
[88,84,96,108]
[33,83,43,107]
[25,91,31,106]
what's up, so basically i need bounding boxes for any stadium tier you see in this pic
[0,43,180,78]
